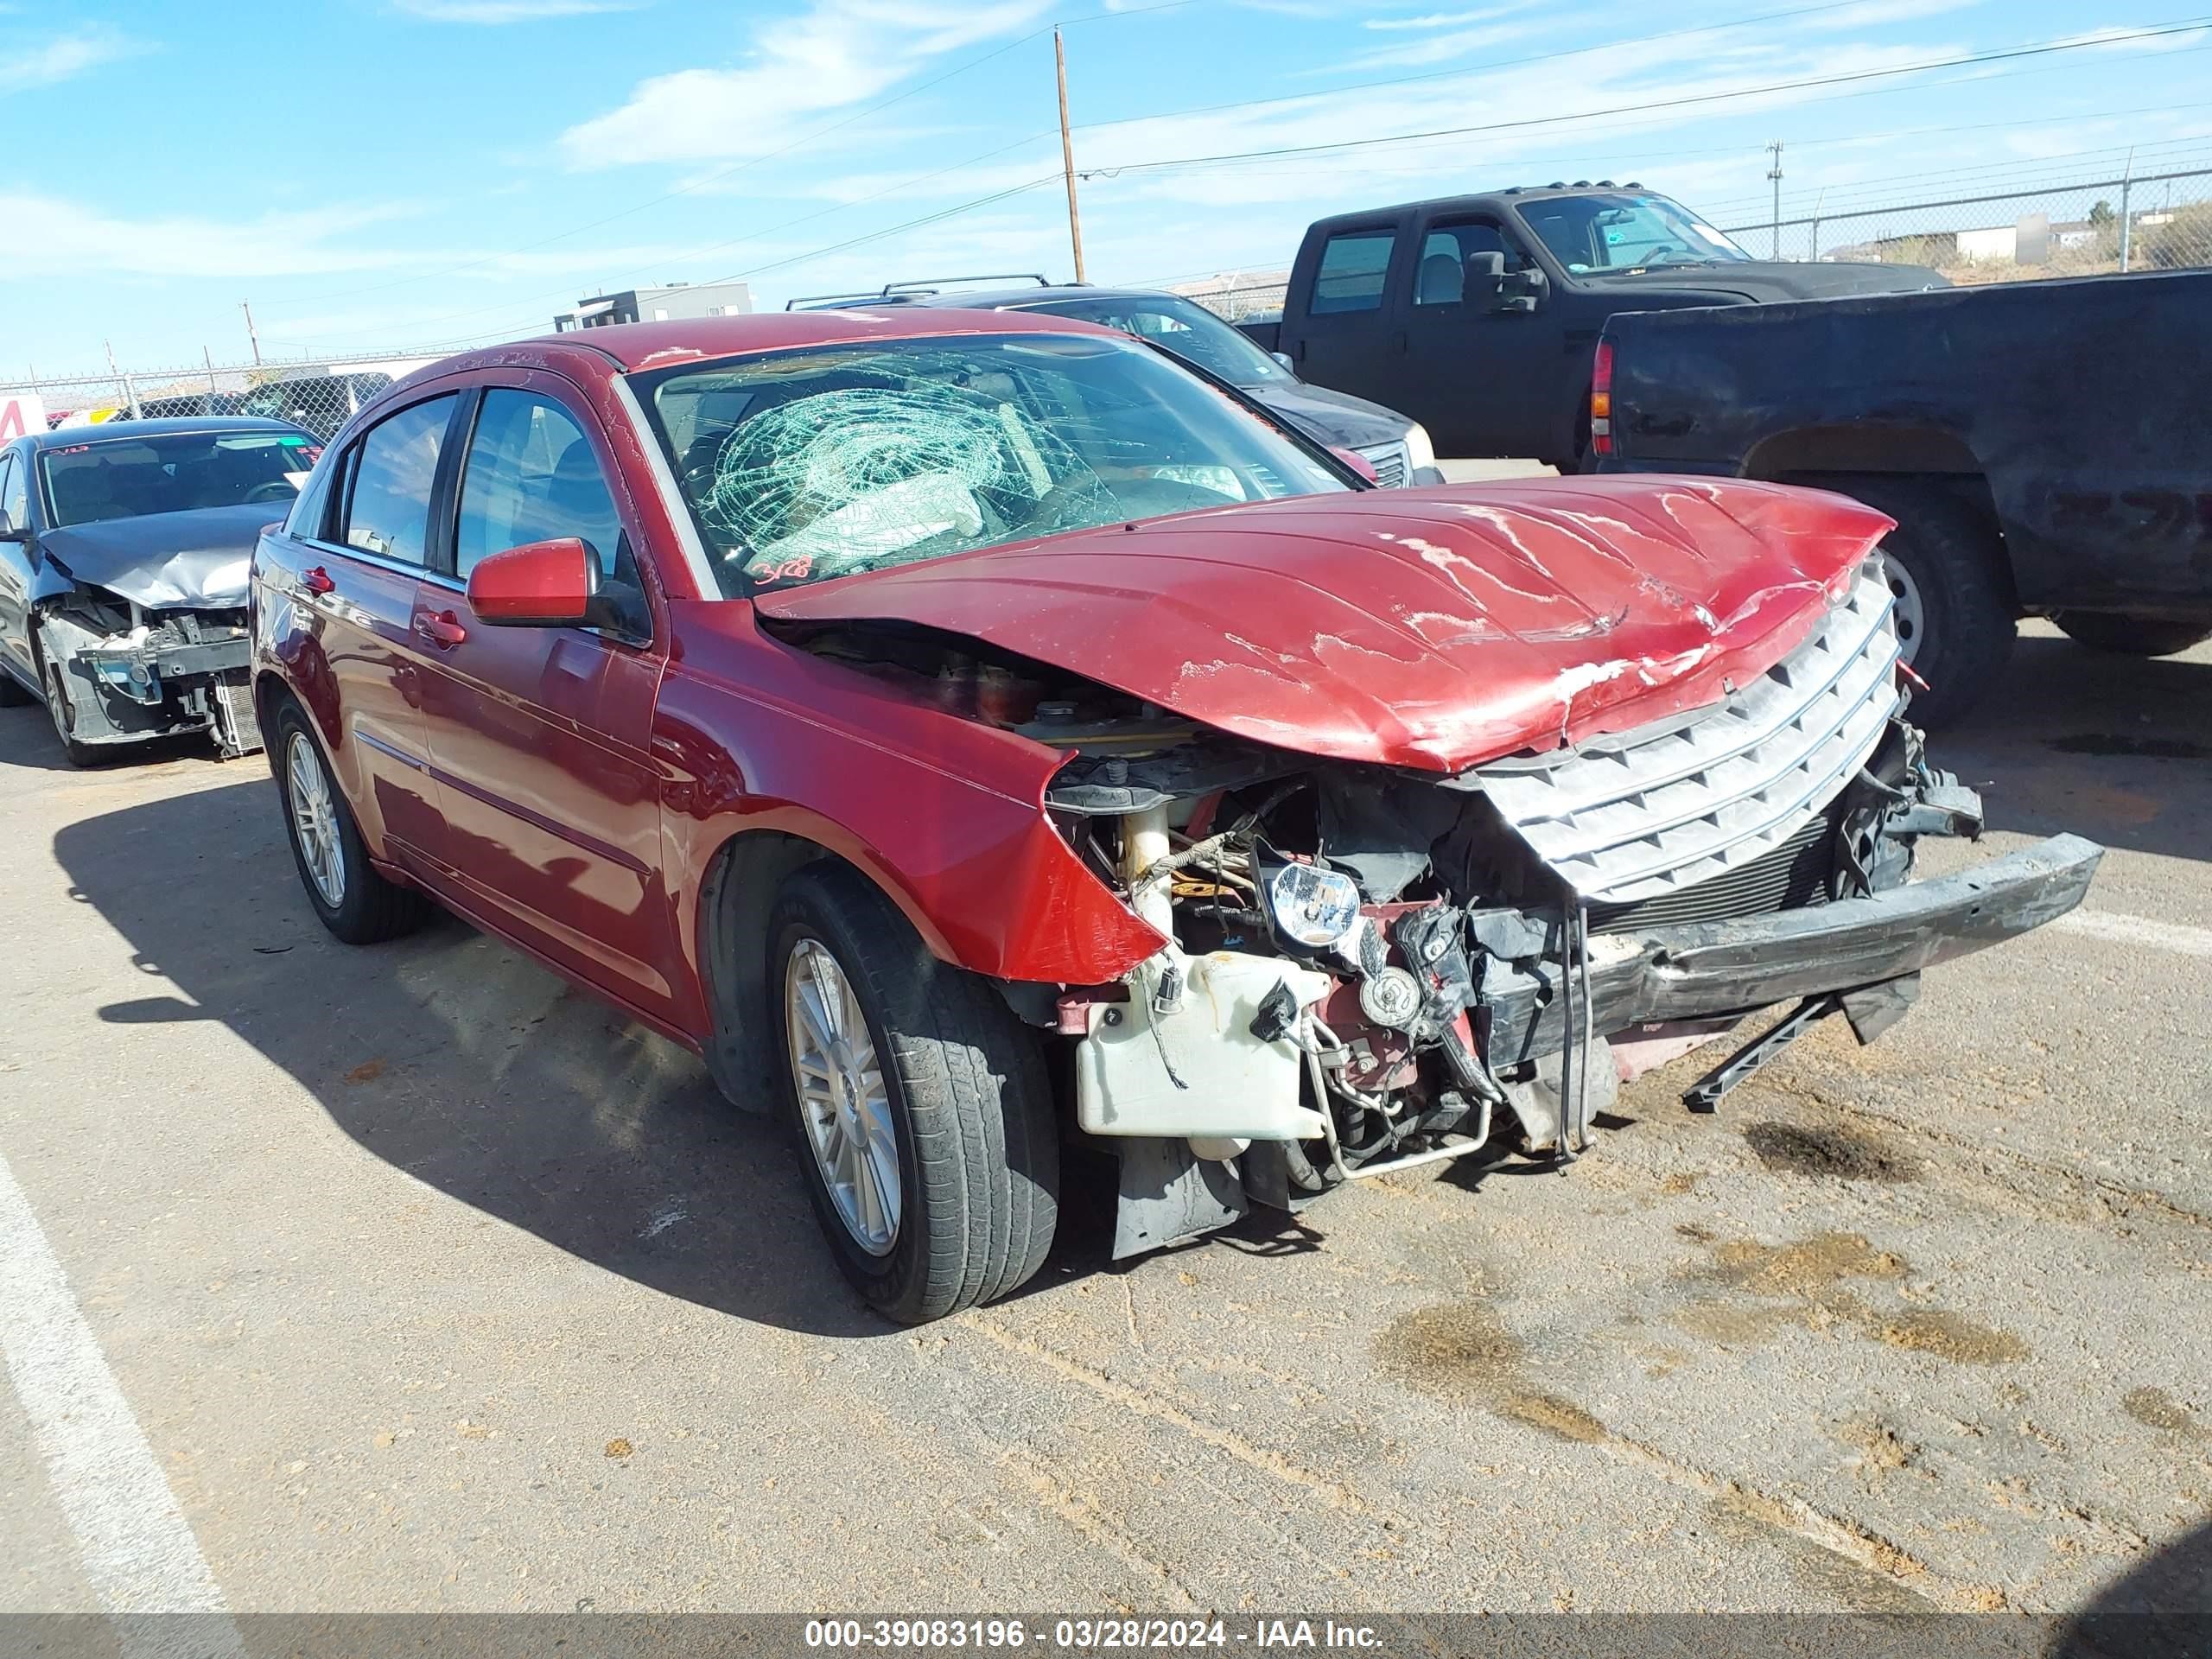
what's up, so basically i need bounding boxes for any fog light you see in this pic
[1267,862,1361,948]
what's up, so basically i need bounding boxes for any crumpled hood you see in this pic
[40,502,271,609]
[752,476,1896,772]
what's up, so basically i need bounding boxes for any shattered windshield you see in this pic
[634,333,1346,597]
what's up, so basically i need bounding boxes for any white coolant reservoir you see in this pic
[1075,950,1333,1141]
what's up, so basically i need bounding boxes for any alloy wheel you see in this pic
[785,938,900,1256]
[286,732,346,909]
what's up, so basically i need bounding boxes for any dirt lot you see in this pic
[0,623,2206,1628]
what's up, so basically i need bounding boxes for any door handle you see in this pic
[415,610,468,649]
[300,565,335,595]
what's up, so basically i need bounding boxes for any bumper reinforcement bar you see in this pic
[1484,834,2104,1068]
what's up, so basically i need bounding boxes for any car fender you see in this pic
[652,610,1166,1006]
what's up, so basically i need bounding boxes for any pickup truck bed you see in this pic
[1594,268,2212,722]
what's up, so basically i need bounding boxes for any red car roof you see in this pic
[485,306,1120,377]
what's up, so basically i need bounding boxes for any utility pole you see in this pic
[205,346,220,399]
[104,340,141,419]
[2119,147,2135,271]
[1766,140,1785,258]
[241,300,263,365]
[1055,29,1088,284]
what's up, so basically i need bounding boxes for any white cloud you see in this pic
[1336,16,1554,70]
[0,24,147,86]
[1363,4,1539,32]
[0,195,434,280]
[556,0,1051,168]
[394,0,644,20]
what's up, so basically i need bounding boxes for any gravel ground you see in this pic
[0,621,2205,1630]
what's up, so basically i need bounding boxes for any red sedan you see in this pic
[250,309,2098,1323]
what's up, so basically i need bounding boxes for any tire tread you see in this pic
[772,864,1056,1324]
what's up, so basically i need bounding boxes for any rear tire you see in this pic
[1832,478,2015,727]
[769,862,1058,1325]
[2052,612,2212,658]
[271,701,429,944]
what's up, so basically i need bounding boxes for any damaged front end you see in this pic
[771,555,2099,1259]
[1029,559,2094,1252]
[39,593,259,758]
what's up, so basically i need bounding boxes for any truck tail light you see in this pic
[1590,337,1615,457]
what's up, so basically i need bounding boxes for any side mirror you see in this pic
[1463,251,1506,308]
[0,523,29,545]
[1270,350,1295,372]
[1331,447,1380,486]
[1498,265,1548,313]
[466,537,596,627]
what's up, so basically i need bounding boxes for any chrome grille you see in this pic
[1356,441,1409,489]
[1472,563,1901,906]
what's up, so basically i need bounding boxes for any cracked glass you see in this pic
[633,333,1346,598]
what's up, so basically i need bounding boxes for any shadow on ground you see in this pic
[38,630,2209,1340]
[50,769,911,1338]
[1939,633,2212,865]
[2057,1514,2210,1657]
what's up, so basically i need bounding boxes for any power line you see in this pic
[1075,17,2212,178]
[1071,0,1906,136]
[378,175,1066,357]
[1126,101,2212,283]
[262,0,1198,315]
[292,15,2211,353]
[293,134,1062,350]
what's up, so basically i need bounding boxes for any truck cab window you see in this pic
[1415,220,1530,307]
[1311,231,1395,314]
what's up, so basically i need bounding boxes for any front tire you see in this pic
[271,702,428,944]
[769,863,1057,1325]
[2052,612,2212,658]
[41,657,102,767]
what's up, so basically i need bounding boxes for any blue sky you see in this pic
[9,0,2209,375]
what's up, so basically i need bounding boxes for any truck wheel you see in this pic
[2052,613,2212,658]
[1839,480,2014,728]
[272,701,429,944]
[769,862,1058,1325]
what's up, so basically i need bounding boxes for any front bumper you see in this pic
[1482,834,2103,1067]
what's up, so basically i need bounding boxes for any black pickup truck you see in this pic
[1242,184,1943,470]
[1594,269,2212,724]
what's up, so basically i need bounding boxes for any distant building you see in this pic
[553,281,753,332]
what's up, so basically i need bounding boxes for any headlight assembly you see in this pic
[1266,861,1362,949]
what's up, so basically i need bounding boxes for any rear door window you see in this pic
[340,396,457,567]
[1310,231,1395,314]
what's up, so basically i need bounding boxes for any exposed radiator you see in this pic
[1586,804,1836,934]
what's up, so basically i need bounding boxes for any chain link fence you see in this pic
[0,353,442,441]
[1173,168,2212,327]
[1720,168,2212,283]
[17,168,2210,427]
